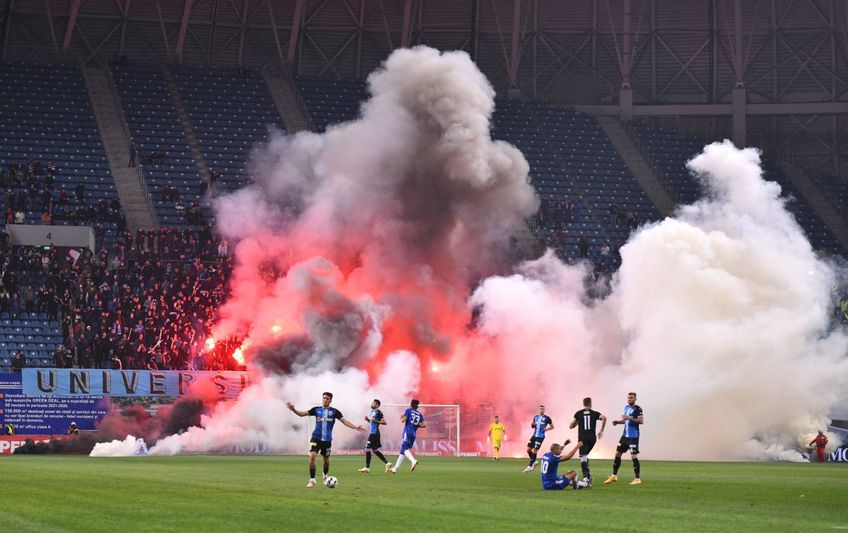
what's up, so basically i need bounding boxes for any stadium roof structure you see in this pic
[1,0,847,175]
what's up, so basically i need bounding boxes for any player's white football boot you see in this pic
[576,479,589,489]
[522,466,532,473]
[530,460,538,471]
[358,467,370,473]
[388,467,397,474]
[410,459,418,471]
[306,479,317,488]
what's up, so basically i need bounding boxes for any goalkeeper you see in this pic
[487,415,507,460]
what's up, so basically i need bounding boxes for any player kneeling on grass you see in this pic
[541,440,590,490]
[390,399,427,473]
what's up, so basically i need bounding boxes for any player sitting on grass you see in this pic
[540,440,590,490]
[390,399,427,473]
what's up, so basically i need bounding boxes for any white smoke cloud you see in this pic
[469,141,848,461]
[90,351,420,457]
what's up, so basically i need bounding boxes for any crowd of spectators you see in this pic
[1,160,127,234]
[2,225,236,372]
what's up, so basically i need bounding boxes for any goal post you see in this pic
[331,403,461,457]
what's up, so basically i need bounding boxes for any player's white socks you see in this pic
[404,450,416,463]
[394,455,405,470]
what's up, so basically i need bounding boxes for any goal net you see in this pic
[332,403,461,457]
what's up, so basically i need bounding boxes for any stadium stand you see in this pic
[628,119,844,254]
[813,174,848,223]
[296,77,365,132]
[0,233,65,371]
[0,63,124,245]
[172,67,284,193]
[0,225,232,372]
[110,64,204,227]
[0,63,128,372]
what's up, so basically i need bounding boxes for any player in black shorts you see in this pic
[605,392,644,485]
[569,397,606,484]
[359,399,389,473]
[523,405,554,472]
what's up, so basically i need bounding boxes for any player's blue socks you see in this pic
[632,457,640,478]
[612,456,621,475]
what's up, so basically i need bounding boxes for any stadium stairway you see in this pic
[83,66,156,231]
[110,64,206,226]
[161,66,212,186]
[263,66,312,133]
[780,162,848,251]
[594,115,675,217]
[171,66,283,192]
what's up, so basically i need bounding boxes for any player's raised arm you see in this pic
[287,402,308,417]
[340,417,366,432]
[558,441,582,461]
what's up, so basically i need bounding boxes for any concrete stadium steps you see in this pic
[263,67,312,133]
[83,66,156,231]
[162,66,212,186]
[780,162,848,252]
[594,115,675,218]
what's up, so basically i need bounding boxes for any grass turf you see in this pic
[0,455,845,532]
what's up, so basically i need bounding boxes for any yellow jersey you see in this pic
[489,422,505,440]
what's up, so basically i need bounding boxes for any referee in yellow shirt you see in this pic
[487,416,507,460]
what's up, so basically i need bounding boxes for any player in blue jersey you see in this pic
[604,391,644,486]
[540,440,590,490]
[358,399,390,473]
[389,399,427,473]
[287,391,365,488]
[523,404,554,472]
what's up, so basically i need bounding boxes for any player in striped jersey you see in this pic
[287,392,365,488]
[358,399,390,473]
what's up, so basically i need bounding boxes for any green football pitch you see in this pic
[1,455,845,532]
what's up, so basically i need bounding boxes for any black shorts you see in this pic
[366,433,382,450]
[309,440,332,457]
[579,437,597,457]
[527,436,545,450]
[616,436,639,455]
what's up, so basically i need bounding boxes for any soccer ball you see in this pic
[324,476,338,488]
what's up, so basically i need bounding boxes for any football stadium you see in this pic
[1,1,847,531]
